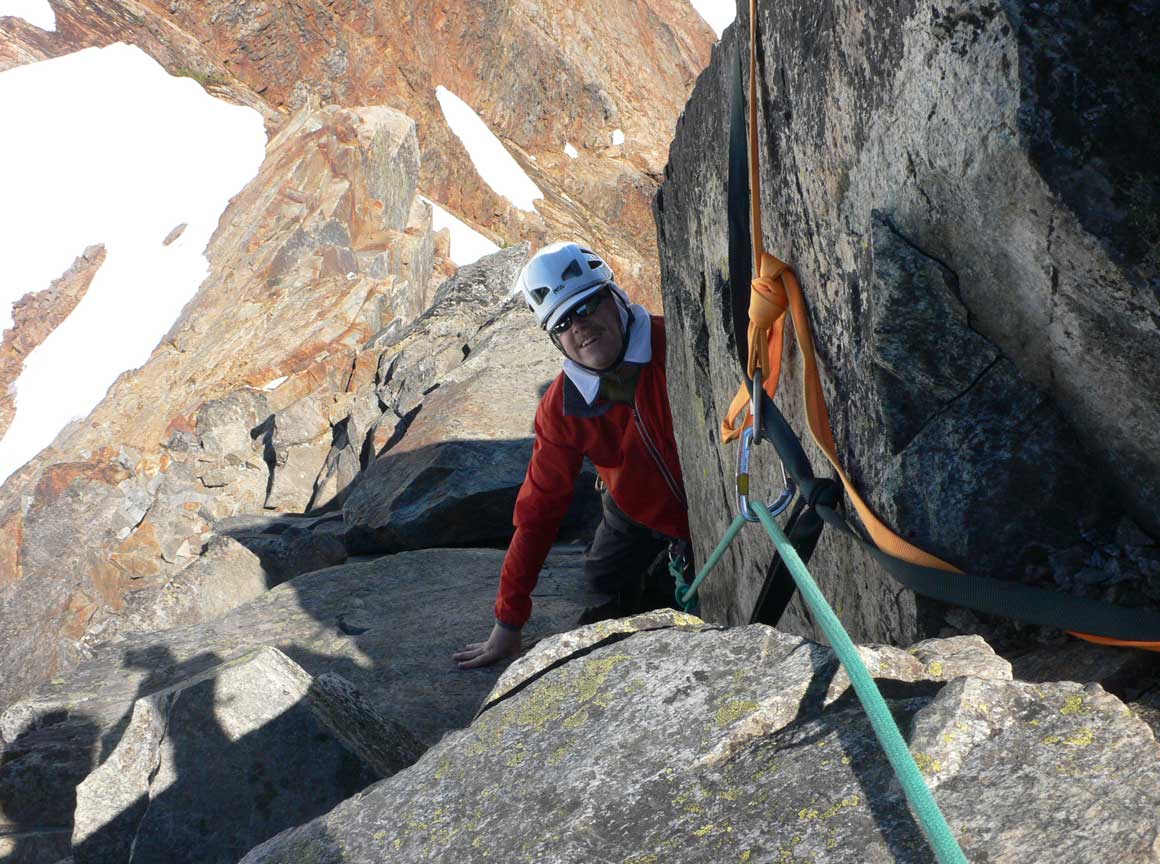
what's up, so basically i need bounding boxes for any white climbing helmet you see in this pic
[517,241,618,332]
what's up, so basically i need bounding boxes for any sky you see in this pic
[0,0,736,483]
[691,0,735,37]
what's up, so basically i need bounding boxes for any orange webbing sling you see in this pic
[723,0,1159,650]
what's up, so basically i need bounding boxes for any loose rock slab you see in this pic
[72,647,421,864]
[241,615,1160,863]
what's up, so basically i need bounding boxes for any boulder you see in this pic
[304,368,388,513]
[0,457,151,709]
[212,512,348,586]
[118,535,270,633]
[344,246,601,554]
[71,646,421,864]
[654,0,1160,645]
[0,713,99,864]
[270,391,332,450]
[264,432,332,512]
[240,613,1160,863]
[194,390,269,458]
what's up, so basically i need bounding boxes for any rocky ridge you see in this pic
[0,244,105,440]
[0,103,442,710]
[0,0,718,712]
[0,0,717,307]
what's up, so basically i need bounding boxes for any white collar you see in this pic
[562,303,652,405]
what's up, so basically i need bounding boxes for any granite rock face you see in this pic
[240,613,1160,863]
[655,0,1160,644]
[70,646,420,864]
[344,246,601,554]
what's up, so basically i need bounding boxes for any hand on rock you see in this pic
[453,621,521,669]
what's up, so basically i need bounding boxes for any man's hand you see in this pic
[453,621,521,669]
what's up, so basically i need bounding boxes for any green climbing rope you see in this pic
[675,512,747,613]
[677,499,968,863]
[749,500,969,864]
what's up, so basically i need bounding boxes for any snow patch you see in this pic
[0,44,265,483]
[611,129,625,146]
[434,85,543,212]
[0,0,56,31]
[261,376,289,391]
[423,196,500,267]
[564,142,579,159]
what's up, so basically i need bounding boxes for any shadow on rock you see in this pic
[0,710,99,864]
[73,645,416,864]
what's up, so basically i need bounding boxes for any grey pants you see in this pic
[583,492,690,618]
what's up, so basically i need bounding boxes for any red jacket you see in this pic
[495,316,690,628]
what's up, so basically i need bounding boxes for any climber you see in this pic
[453,241,692,669]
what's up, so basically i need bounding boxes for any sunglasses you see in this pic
[550,288,610,336]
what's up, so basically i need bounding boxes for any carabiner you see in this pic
[750,367,764,445]
[737,424,796,523]
[737,422,793,519]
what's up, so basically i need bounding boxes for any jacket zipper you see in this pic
[632,400,687,509]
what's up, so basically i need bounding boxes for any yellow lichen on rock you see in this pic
[715,699,759,727]
[821,795,861,819]
[914,753,943,774]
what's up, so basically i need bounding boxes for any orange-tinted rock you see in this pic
[0,245,105,440]
[2,0,713,306]
[347,348,380,395]
[60,591,99,641]
[107,520,165,583]
[0,2,280,127]
[29,458,131,512]
[0,105,439,710]
[0,14,59,70]
[0,509,22,589]
[48,105,427,457]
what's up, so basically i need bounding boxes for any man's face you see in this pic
[554,288,624,369]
